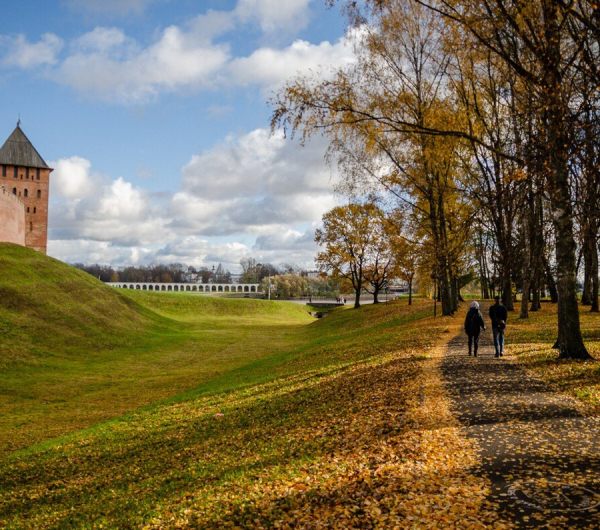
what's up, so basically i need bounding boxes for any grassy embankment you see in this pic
[1,244,502,528]
[508,302,600,414]
[0,243,318,454]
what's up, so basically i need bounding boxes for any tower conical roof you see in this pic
[0,125,50,169]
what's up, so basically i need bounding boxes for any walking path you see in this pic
[442,304,600,528]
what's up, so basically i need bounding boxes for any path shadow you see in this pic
[442,304,600,528]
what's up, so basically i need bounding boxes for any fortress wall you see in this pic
[0,186,26,246]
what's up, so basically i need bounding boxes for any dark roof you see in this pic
[0,125,50,169]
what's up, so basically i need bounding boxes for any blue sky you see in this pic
[0,0,353,271]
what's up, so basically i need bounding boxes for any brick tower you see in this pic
[0,124,52,254]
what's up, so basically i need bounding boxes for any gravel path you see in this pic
[442,304,600,528]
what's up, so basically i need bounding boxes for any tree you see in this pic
[392,236,420,305]
[317,0,592,359]
[273,1,473,315]
[240,258,259,283]
[316,202,385,308]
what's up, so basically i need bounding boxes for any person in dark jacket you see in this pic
[489,295,508,357]
[465,301,485,357]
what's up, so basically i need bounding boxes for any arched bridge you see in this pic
[107,282,262,293]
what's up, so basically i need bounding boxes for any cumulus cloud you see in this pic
[49,157,170,246]
[169,128,339,236]
[0,1,354,104]
[181,129,336,201]
[229,35,355,91]
[234,0,314,35]
[51,156,95,198]
[54,21,231,104]
[47,130,338,268]
[1,33,64,69]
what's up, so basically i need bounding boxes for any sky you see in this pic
[0,0,354,272]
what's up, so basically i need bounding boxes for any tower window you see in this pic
[13,167,17,178]
[37,190,41,198]
[24,189,28,197]
[36,169,40,180]
[33,207,36,213]
[12,188,16,195]
[26,168,29,179]
[2,165,5,177]
[27,207,30,213]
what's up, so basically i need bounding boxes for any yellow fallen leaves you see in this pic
[145,322,510,529]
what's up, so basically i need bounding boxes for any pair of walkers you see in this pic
[464,297,507,357]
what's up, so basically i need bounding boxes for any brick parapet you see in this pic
[0,185,26,246]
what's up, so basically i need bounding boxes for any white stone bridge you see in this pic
[107,282,262,293]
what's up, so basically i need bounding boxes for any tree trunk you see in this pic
[501,270,513,311]
[581,234,593,305]
[542,1,591,359]
[530,194,543,312]
[408,277,413,306]
[521,189,532,319]
[530,284,541,312]
[440,263,453,315]
[543,255,559,303]
[521,279,530,319]
[373,286,380,304]
[354,288,361,309]
[354,275,362,309]
[591,242,599,312]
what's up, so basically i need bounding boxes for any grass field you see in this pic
[3,243,483,528]
[0,244,322,454]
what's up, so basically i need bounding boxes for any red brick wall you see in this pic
[0,165,50,253]
[0,185,26,246]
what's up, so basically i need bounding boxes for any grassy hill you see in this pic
[0,244,452,528]
[0,244,314,453]
[0,243,166,369]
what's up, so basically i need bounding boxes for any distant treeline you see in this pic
[72,259,315,285]
[72,263,221,284]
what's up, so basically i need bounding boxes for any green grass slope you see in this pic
[0,243,164,369]
[0,297,442,529]
[0,244,316,454]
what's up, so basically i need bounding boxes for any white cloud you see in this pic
[229,35,355,91]
[54,22,231,104]
[51,156,94,198]
[49,157,170,246]
[2,33,64,69]
[48,239,154,266]
[0,1,354,104]
[181,128,337,201]
[72,27,132,54]
[47,131,338,268]
[234,0,313,35]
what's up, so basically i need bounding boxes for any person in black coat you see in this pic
[465,301,485,357]
[489,295,508,357]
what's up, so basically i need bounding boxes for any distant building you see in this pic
[0,124,53,253]
[307,270,320,278]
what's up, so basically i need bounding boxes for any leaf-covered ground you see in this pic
[508,303,600,414]
[0,300,506,529]
[6,294,600,528]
